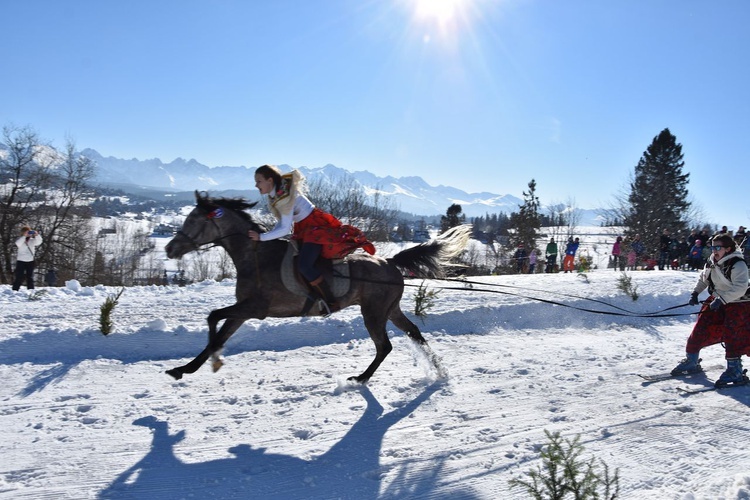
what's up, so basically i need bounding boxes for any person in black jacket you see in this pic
[658,229,672,270]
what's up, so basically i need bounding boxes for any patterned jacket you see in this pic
[693,250,750,304]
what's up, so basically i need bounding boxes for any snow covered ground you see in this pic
[2,267,750,499]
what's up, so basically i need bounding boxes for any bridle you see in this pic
[174,207,246,252]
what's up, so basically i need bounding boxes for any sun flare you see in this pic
[414,0,467,26]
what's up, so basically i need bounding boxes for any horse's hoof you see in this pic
[212,359,224,373]
[166,369,183,380]
[347,375,368,385]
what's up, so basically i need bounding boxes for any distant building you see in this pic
[413,230,430,242]
[152,224,177,236]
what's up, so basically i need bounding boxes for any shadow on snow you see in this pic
[97,383,481,500]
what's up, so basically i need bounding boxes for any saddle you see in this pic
[279,241,351,300]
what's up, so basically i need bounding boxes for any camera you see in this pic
[28,230,36,235]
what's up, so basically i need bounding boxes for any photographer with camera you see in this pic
[12,225,43,292]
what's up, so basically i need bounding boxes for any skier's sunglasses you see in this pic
[709,245,726,252]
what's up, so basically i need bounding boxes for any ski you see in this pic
[638,364,723,383]
[676,381,749,395]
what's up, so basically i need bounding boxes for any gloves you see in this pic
[709,298,723,312]
[688,292,699,306]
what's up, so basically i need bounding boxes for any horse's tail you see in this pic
[387,225,471,278]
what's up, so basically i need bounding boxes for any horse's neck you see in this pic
[222,232,285,273]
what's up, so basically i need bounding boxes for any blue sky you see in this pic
[2,0,748,227]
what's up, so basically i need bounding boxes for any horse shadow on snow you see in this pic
[98,383,480,499]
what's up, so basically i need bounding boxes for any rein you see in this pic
[175,229,246,252]
[176,209,262,287]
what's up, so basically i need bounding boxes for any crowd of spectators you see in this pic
[610,226,748,271]
[500,226,749,275]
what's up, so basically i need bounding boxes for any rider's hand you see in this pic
[688,292,699,306]
[709,297,723,312]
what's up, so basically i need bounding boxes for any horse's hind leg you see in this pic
[389,304,448,379]
[350,310,392,384]
[389,305,426,344]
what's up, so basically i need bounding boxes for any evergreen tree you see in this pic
[440,204,465,233]
[623,128,690,253]
[509,179,541,249]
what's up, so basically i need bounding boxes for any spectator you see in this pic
[44,268,57,287]
[735,226,749,265]
[734,225,747,248]
[13,225,43,291]
[658,229,672,270]
[676,236,690,270]
[687,230,699,249]
[612,236,624,271]
[512,243,528,273]
[545,237,558,273]
[528,249,537,274]
[563,237,579,273]
[626,244,637,271]
[698,229,710,247]
[631,234,645,269]
[688,239,704,270]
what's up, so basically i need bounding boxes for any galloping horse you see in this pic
[164,191,470,383]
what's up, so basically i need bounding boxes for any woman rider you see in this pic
[247,165,375,314]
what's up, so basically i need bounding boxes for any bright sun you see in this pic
[413,0,467,26]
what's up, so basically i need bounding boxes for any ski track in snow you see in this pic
[2,271,750,499]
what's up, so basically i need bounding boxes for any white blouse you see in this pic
[259,193,315,241]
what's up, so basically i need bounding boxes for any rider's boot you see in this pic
[309,276,340,316]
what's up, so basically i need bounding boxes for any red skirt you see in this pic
[293,208,376,259]
[686,298,750,358]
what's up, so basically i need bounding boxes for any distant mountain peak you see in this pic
[82,150,597,222]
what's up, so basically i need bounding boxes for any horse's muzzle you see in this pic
[165,239,183,259]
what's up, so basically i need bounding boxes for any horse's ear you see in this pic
[195,190,211,206]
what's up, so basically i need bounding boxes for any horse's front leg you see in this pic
[208,318,246,373]
[166,300,262,380]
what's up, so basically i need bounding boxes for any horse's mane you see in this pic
[195,191,271,231]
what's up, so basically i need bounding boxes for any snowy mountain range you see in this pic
[81,149,600,222]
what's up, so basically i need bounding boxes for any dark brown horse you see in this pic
[164,192,470,383]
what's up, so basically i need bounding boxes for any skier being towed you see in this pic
[671,233,750,387]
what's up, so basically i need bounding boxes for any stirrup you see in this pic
[319,300,333,317]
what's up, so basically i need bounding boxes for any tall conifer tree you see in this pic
[623,128,690,253]
[440,204,465,233]
[510,179,541,250]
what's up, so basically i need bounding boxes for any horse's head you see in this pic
[165,191,259,259]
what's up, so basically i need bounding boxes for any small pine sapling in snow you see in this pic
[578,254,592,272]
[413,280,440,324]
[100,288,125,335]
[509,429,620,499]
[28,290,48,301]
[616,272,639,301]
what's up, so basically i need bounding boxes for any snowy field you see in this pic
[2,265,750,499]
